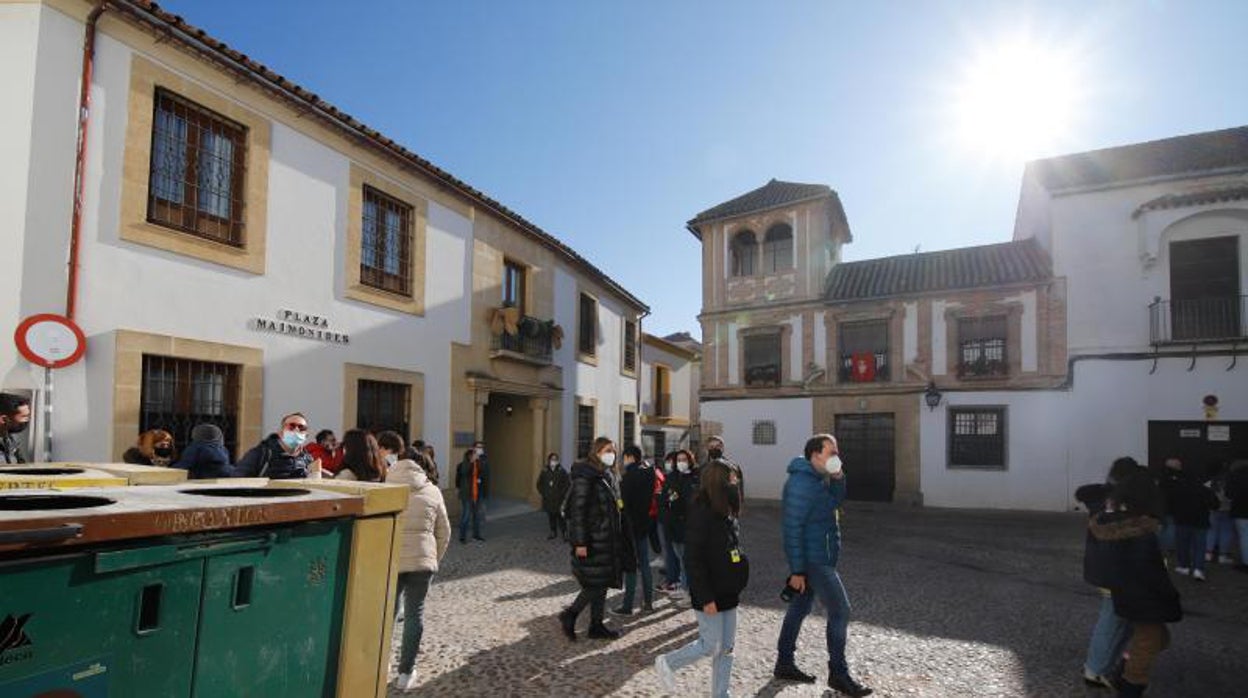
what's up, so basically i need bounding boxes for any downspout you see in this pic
[65,1,108,319]
[635,308,651,454]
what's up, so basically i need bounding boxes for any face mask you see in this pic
[676,460,690,473]
[549,459,559,468]
[154,446,173,458]
[475,447,485,457]
[282,430,307,450]
[385,453,399,466]
[825,455,843,475]
[662,461,673,473]
[600,452,616,467]
[707,447,723,460]
[5,421,29,435]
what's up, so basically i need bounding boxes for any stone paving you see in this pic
[387,502,1248,697]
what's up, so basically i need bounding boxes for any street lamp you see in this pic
[924,381,942,411]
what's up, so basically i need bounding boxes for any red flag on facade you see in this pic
[851,352,876,382]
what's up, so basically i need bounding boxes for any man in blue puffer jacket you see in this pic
[773,433,872,697]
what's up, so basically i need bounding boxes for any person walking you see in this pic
[1089,471,1182,698]
[537,451,571,540]
[122,429,177,467]
[234,412,314,479]
[174,424,234,479]
[385,452,451,692]
[658,449,699,594]
[0,393,32,464]
[613,445,656,616]
[334,429,387,482]
[558,436,633,641]
[654,459,748,698]
[773,433,872,697]
[455,446,488,542]
[1159,457,1218,580]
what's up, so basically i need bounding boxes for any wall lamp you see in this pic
[924,381,943,411]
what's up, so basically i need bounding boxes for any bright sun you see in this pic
[951,38,1082,162]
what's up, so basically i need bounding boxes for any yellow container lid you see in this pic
[270,480,408,516]
[47,462,188,486]
[0,466,128,490]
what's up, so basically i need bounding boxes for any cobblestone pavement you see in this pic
[387,502,1248,697]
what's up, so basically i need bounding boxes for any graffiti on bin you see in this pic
[153,507,269,533]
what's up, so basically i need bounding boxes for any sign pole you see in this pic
[42,366,53,462]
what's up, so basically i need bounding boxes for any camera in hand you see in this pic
[780,582,803,602]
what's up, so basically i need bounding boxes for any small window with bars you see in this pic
[356,379,411,439]
[948,407,1006,469]
[361,186,414,297]
[958,316,1008,378]
[839,320,890,383]
[743,332,782,386]
[623,320,637,373]
[147,89,248,246]
[752,420,777,445]
[578,294,598,356]
[140,355,241,455]
[622,409,636,449]
[576,404,596,459]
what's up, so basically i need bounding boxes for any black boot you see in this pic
[587,621,620,639]
[828,673,873,697]
[773,663,816,683]
[1114,677,1146,697]
[557,608,577,641]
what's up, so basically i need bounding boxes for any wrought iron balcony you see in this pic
[838,352,891,383]
[490,315,553,363]
[1149,296,1247,344]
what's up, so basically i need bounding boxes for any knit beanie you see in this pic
[191,423,225,446]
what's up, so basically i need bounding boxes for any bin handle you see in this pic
[0,523,84,545]
[95,532,280,574]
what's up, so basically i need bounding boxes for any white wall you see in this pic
[700,397,812,500]
[640,340,695,420]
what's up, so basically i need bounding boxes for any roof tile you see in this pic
[688,179,835,226]
[1028,126,1248,191]
[824,239,1051,302]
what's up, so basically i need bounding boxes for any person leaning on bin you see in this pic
[0,392,32,464]
[122,429,176,467]
[233,412,316,479]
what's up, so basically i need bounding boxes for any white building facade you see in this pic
[638,332,701,458]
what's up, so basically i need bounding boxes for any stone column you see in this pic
[528,397,550,508]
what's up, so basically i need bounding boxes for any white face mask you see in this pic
[548,459,559,468]
[474,447,485,457]
[385,453,399,466]
[825,454,843,475]
[676,460,690,473]
[599,452,616,467]
[662,461,673,473]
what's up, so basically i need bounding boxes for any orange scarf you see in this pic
[471,461,480,501]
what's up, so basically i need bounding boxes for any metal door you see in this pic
[834,413,896,502]
[1147,421,1248,479]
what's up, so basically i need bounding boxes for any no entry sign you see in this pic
[14,314,86,369]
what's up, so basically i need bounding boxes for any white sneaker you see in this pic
[396,671,418,691]
[654,655,677,692]
[1174,566,1190,576]
[1193,569,1207,581]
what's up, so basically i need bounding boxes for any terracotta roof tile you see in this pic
[1132,185,1248,218]
[688,179,836,226]
[824,239,1051,302]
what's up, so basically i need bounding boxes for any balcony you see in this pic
[1149,296,1246,344]
[838,352,890,383]
[490,315,554,364]
[744,364,781,387]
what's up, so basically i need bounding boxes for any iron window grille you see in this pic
[140,355,241,456]
[752,420,777,445]
[838,320,890,382]
[761,223,794,273]
[957,316,1008,377]
[148,88,248,246]
[576,404,595,459]
[623,320,637,372]
[361,186,414,297]
[948,407,1006,469]
[356,379,411,439]
[643,430,667,462]
[743,332,782,386]
[622,410,636,449]
[578,294,597,356]
[730,230,757,277]
[503,260,526,315]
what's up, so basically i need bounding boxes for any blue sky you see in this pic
[159,0,1248,337]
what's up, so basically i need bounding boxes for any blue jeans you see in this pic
[1236,519,1248,564]
[1174,525,1207,571]
[661,526,682,586]
[1158,517,1175,552]
[459,498,482,540]
[394,570,433,673]
[777,565,851,677]
[621,533,653,610]
[1084,593,1131,676]
[662,607,737,698]
[1207,511,1234,556]
[670,542,687,589]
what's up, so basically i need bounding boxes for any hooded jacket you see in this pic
[234,434,312,479]
[175,441,234,479]
[1088,512,1182,623]
[566,460,634,589]
[781,456,846,575]
[386,459,451,573]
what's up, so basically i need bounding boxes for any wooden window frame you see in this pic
[502,259,527,316]
[957,315,1009,378]
[355,378,412,439]
[578,292,599,362]
[730,229,758,277]
[576,403,596,459]
[947,406,1008,470]
[620,406,637,450]
[761,223,794,274]
[621,319,638,376]
[360,185,415,298]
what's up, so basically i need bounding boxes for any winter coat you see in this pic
[684,498,749,612]
[303,442,343,475]
[1160,471,1218,527]
[620,461,656,539]
[1075,482,1114,587]
[175,441,235,480]
[234,434,312,479]
[386,459,451,573]
[661,469,699,544]
[122,447,174,467]
[537,464,571,514]
[1088,512,1182,623]
[1225,466,1248,519]
[1,433,26,464]
[781,456,846,575]
[455,457,489,502]
[566,461,634,589]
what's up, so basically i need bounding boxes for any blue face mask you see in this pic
[281,429,306,450]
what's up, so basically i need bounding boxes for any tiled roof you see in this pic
[1132,185,1248,218]
[110,1,647,312]
[687,179,835,227]
[824,239,1051,302]
[1027,126,1248,192]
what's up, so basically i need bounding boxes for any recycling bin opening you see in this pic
[0,494,116,510]
[178,487,312,498]
[1,467,86,476]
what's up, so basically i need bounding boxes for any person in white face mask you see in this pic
[376,431,406,472]
[234,412,315,479]
[537,452,571,540]
[773,433,872,697]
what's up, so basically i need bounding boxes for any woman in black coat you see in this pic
[536,452,571,540]
[558,436,634,641]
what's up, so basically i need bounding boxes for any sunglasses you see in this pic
[283,423,308,432]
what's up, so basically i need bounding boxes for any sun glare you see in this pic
[951,38,1082,163]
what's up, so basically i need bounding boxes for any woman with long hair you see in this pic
[334,428,386,482]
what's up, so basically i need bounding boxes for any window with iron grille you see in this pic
[140,355,241,456]
[622,409,636,449]
[752,420,777,445]
[578,293,598,356]
[642,430,667,462]
[356,379,411,439]
[576,404,595,459]
[839,320,890,382]
[730,230,757,277]
[761,223,794,273]
[744,332,782,386]
[503,259,526,315]
[958,316,1008,377]
[623,320,637,373]
[948,407,1006,469]
[361,186,414,297]
[147,89,248,246]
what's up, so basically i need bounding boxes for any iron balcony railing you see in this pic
[1149,296,1247,344]
[490,315,554,363]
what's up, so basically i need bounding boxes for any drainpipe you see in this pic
[635,308,650,455]
[65,1,108,319]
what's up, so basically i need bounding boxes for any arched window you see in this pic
[730,230,757,276]
[762,223,793,273]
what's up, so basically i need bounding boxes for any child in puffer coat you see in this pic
[174,424,234,479]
